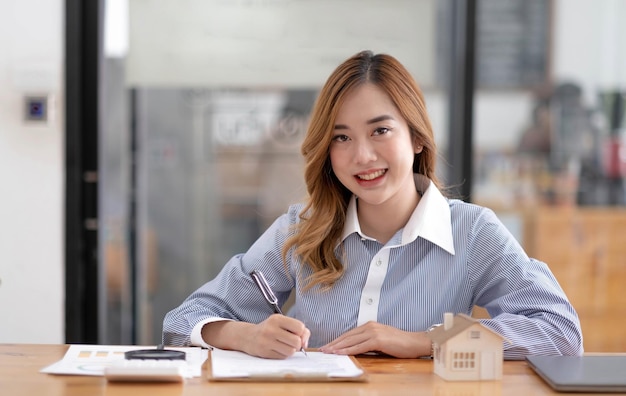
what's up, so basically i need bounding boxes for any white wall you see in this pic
[0,0,64,343]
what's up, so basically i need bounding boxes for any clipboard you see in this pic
[206,349,368,382]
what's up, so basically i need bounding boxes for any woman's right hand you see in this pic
[201,315,310,359]
[245,314,310,359]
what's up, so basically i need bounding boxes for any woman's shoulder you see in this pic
[448,198,499,223]
[275,202,307,226]
[286,202,306,217]
[447,199,516,244]
[261,203,307,239]
[447,198,491,212]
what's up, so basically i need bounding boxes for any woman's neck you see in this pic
[357,189,420,245]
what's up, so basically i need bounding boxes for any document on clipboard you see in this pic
[207,349,367,382]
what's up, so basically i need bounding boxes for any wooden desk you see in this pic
[522,207,626,352]
[0,344,606,396]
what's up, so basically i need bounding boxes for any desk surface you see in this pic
[0,344,608,396]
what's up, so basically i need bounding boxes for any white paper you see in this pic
[210,349,363,378]
[40,345,208,378]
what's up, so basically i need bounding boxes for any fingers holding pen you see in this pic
[249,314,310,359]
[265,314,309,358]
[272,314,310,353]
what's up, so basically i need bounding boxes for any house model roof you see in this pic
[427,313,505,344]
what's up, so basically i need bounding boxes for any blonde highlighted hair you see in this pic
[282,50,441,290]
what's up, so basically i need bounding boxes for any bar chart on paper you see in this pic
[39,345,207,377]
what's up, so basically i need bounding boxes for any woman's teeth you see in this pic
[357,169,386,180]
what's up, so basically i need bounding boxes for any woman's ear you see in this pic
[412,131,424,154]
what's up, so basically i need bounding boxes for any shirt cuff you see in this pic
[190,317,234,348]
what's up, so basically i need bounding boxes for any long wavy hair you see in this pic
[282,50,441,290]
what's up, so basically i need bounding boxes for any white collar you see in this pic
[340,175,455,255]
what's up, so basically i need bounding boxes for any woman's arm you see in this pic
[320,321,432,358]
[162,208,303,351]
[467,208,583,359]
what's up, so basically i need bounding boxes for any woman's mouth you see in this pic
[356,169,387,181]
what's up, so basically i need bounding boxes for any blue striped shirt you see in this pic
[162,179,583,360]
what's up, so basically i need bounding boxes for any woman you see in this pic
[162,51,583,360]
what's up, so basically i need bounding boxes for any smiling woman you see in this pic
[292,51,441,291]
[328,83,421,244]
[162,50,583,362]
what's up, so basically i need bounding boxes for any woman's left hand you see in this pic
[319,321,431,358]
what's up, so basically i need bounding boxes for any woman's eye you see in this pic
[332,134,349,142]
[373,127,390,135]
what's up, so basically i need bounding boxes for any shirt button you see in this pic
[366,298,373,305]
[376,260,382,266]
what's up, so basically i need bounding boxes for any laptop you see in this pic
[526,355,626,393]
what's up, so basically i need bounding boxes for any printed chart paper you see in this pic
[40,344,207,378]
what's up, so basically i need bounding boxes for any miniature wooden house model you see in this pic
[427,313,504,381]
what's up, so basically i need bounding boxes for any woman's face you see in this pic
[329,83,422,209]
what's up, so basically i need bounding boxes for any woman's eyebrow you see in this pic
[366,114,394,124]
[334,114,395,130]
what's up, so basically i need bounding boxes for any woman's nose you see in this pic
[353,140,377,164]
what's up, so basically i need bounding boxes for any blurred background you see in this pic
[1,0,624,352]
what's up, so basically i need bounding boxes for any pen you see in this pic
[250,270,308,356]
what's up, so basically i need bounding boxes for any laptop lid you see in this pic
[526,355,626,393]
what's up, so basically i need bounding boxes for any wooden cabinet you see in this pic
[523,207,626,352]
